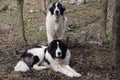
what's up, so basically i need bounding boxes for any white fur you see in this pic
[63,65,81,77]
[14,60,30,72]
[46,9,66,44]
[55,42,62,57]
[54,3,60,15]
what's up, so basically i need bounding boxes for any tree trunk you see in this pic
[101,0,108,43]
[17,0,28,46]
[112,0,120,68]
[41,0,47,15]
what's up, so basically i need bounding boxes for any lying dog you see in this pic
[14,40,81,77]
[45,40,81,77]
[46,2,67,43]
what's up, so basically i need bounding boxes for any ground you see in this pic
[0,0,119,80]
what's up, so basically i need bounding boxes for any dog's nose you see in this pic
[55,10,59,15]
[58,52,62,56]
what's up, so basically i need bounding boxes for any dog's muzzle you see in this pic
[56,52,62,58]
[55,10,60,18]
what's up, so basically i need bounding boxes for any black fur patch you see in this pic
[21,52,40,67]
[32,56,40,67]
[47,40,67,59]
[20,46,42,67]
[57,2,65,15]
[49,2,56,15]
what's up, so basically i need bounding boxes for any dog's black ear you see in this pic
[48,2,55,15]
[47,41,53,52]
[58,3,65,15]
[61,4,65,12]
[47,40,57,52]
[46,40,57,58]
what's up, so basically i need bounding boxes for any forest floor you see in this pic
[0,0,120,80]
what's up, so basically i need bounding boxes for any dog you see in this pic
[44,40,81,77]
[14,46,50,72]
[14,40,81,77]
[46,2,67,43]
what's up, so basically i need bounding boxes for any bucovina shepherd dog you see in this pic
[14,40,81,77]
[46,2,67,43]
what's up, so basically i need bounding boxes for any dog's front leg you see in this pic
[63,65,81,77]
[51,64,75,77]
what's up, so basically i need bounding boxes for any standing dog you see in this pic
[46,2,67,43]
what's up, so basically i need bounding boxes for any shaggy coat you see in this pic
[46,2,67,43]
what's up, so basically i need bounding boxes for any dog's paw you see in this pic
[14,61,30,72]
[67,72,75,77]
[74,72,81,77]
[65,72,81,77]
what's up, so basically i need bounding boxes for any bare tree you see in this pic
[101,0,108,43]
[112,0,120,68]
[41,0,47,15]
[17,0,28,46]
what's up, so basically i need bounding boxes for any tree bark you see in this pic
[101,0,108,43]
[112,0,120,68]
[17,0,28,46]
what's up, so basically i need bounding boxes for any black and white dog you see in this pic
[14,40,81,77]
[45,40,81,77]
[46,2,67,43]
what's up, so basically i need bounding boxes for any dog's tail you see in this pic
[14,60,30,72]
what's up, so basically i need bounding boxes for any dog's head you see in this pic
[49,2,65,19]
[47,40,67,59]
